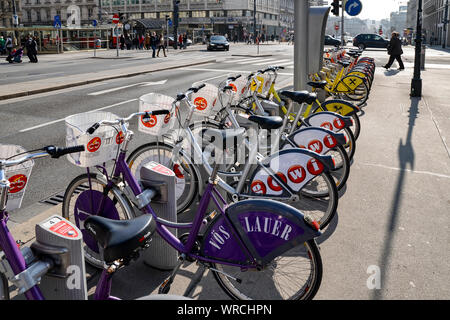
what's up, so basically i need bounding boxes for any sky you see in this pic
[324,0,407,21]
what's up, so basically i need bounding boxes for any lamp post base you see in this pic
[410,78,422,97]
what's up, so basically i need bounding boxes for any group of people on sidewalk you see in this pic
[119,32,167,58]
[1,34,38,64]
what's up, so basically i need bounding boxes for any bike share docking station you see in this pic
[138,161,178,270]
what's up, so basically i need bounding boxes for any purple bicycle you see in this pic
[0,144,190,300]
[62,107,324,300]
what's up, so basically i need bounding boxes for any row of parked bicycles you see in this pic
[0,48,375,300]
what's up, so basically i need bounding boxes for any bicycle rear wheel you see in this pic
[62,173,135,268]
[212,239,322,300]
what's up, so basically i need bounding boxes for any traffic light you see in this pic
[331,0,340,16]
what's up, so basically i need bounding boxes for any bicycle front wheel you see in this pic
[127,142,199,214]
[212,239,322,300]
[62,173,135,268]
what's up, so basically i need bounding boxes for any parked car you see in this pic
[207,35,230,51]
[353,33,389,50]
[324,35,341,46]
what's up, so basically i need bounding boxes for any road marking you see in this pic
[224,57,263,63]
[88,80,167,95]
[361,163,450,179]
[251,58,287,65]
[180,67,293,76]
[236,57,275,64]
[19,99,138,133]
[274,60,294,66]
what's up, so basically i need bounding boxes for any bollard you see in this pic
[420,44,426,70]
[139,162,178,270]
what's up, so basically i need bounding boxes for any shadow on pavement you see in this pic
[372,96,419,299]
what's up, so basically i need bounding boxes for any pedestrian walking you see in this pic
[120,34,125,50]
[5,35,13,55]
[150,32,158,58]
[145,33,150,50]
[182,33,187,49]
[157,34,167,57]
[25,35,34,62]
[384,31,405,71]
[0,36,5,54]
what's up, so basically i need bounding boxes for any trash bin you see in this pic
[420,44,426,70]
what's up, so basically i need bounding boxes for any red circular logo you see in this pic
[230,83,237,92]
[141,114,157,128]
[267,172,287,192]
[320,122,333,131]
[87,137,102,153]
[307,158,324,175]
[116,131,124,145]
[8,174,27,194]
[287,165,306,184]
[333,118,345,129]
[251,180,266,195]
[308,139,323,153]
[194,97,208,111]
[323,134,337,148]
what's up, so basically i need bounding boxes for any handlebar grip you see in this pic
[151,110,170,116]
[278,66,285,70]
[227,74,242,81]
[222,85,234,92]
[188,83,206,93]
[176,93,186,102]
[45,145,85,159]
[86,122,100,134]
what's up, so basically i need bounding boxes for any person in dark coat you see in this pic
[384,31,405,70]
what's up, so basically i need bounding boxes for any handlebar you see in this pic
[0,145,85,168]
[86,111,169,135]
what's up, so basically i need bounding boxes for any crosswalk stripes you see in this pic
[222,56,294,68]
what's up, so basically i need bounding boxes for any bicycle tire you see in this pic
[0,273,9,300]
[62,173,135,269]
[211,239,322,300]
[127,142,199,215]
[326,145,350,192]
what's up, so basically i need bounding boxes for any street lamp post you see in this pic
[254,0,257,44]
[411,0,423,97]
[443,0,449,48]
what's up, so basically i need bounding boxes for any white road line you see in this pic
[180,67,293,76]
[223,57,261,63]
[250,58,285,65]
[361,163,450,179]
[88,80,167,96]
[275,60,295,66]
[19,99,138,133]
[236,58,275,64]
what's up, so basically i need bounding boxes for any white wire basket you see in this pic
[189,82,220,116]
[138,93,175,136]
[229,75,251,105]
[0,145,34,211]
[250,73,273,96]
[65,111,121,167]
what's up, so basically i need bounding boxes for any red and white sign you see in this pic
[87,137,102,153]
[112,14,120,24]
[50,220,79,238]
[147,162,175,177]
[194,97,208,111]
[251,180,266,195]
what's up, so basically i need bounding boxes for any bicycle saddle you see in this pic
[84,215,156,264]
[337,60,351,68]
[248,115,283,130]
[307,80,327,89]
[279,90,317,105]
[201,127,246,147]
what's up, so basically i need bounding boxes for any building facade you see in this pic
[1,0,22,28]
[390,4,407,34]
[422,0,449,46]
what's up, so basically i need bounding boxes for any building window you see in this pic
[210,10,225,17]
[144,12,157,18]
[227,10,242,17]
[192,11,206,18]
[179,11,189,18]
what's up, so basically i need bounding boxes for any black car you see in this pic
[324,35,341,46]
[207,35,229,51]
[353,34,389,50]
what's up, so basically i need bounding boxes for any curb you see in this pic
[0,59,216,101]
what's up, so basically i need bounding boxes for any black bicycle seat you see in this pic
[201,127,246,148]
[248,115,283,130]
[279,90,317,105]
[84,215,156,264]
[338,60,351,68]
[307,80,327,89]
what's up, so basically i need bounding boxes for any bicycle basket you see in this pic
[0,145,34,211]
[229,75,250,105]
[189,82,220,116]
[250,73,272,96]
[138,93,175,136]
[65,111,122,167]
